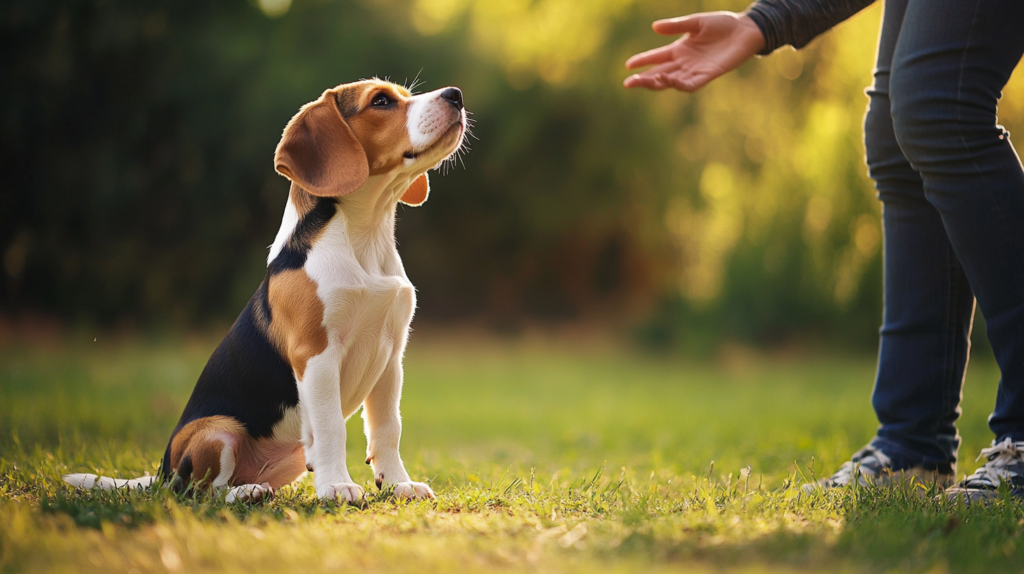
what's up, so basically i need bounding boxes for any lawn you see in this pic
[1,330,1021,573]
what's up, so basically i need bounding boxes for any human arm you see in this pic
[746,0,876,55]
[623,0,876,92]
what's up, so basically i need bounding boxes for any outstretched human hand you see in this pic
[624,11,766,92]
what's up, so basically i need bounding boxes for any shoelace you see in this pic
[962,438,1024,489]
[828,447,893,485]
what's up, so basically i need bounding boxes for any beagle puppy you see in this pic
[64,79,468,503]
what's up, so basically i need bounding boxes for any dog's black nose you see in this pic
[440,87,463,110]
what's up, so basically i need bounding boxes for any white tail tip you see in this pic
[63,473,157,492]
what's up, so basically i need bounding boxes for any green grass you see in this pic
[1,331,1022,573]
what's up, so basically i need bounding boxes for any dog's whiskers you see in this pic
[406,69,425,94]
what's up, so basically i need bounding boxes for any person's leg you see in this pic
[887,0,1024,499]
[864,0,973,473]
[811,0,974,490]
[889,0,1024,444]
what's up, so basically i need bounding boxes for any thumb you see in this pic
[652,15,702,36]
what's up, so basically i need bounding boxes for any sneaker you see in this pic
[943,438,1024,503]
[804,444,955,492]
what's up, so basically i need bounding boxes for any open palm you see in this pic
[624,11,766,92]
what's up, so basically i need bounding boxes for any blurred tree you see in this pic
[2,0,1022,348]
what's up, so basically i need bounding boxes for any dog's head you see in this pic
[274,79,466,206]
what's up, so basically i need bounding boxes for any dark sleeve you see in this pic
[745,0,876,55]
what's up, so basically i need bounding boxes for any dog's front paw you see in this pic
[392,481,435,500]
[317,483,366,504]
[225,482,274,504]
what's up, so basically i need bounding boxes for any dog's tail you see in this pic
[63,473,158,492]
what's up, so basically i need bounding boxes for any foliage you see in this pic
[1,334,1021,572]
[3,0,1024,346]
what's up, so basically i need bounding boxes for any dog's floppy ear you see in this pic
[275,93,368,197]
[399,173,430,206]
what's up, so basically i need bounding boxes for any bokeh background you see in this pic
[6,7,1024,571]
[3,0,1024,351]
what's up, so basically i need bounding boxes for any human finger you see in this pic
[623,72,670,90]
[623,63,677,89]
[618,73,667,89]
[664,70,710,93]
[625,43,675,70]
[651,15,702,36]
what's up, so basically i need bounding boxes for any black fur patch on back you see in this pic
[161,286,302,479]
[267,198,336,275]
[160,191,336,481]
[182,296,299,437]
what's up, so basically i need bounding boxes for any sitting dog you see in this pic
[64,79,468,503]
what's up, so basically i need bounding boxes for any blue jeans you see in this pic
[864,0,1024,471]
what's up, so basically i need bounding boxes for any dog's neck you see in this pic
[335,172,411,243]
[270,172,418,277]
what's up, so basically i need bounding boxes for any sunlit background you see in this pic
[7,6,1024,570]
[3,0,1024,351]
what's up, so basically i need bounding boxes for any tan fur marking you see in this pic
[275,95,369,197]
[187,443,223,486]
[267,269,328,380]
[275,79,416,195]
[341,82,414,175]
[169,416,246,487]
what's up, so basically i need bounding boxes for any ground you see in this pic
[1,330,1022,573]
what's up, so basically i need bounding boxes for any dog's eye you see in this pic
[370,93,392,107]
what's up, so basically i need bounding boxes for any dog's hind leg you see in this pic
[169,416,283,503]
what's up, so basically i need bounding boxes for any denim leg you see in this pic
[863,0,973,471]
[889,0,1024,443]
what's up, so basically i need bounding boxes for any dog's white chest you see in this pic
[323,281,413,416]
[302,214,416,417]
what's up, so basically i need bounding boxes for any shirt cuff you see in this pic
[744,2,785,55]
